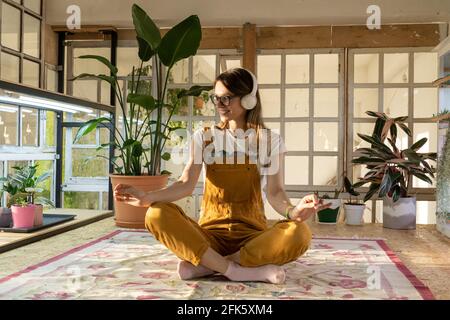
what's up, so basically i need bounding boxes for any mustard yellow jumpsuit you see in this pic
[145,127,312,267]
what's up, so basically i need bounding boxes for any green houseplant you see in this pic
[72,4,212,228]
[315,189,342,224]
[352,111,437,229]
[342,177,365,226]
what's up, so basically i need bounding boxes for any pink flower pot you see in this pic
[11,205,35,229]
[30,204,43,226]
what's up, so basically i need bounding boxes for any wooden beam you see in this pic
[51,25,117,33]
[332,24,441,48]
[44,24,58,66]
[258,26,332,49]
[243,23,256,72]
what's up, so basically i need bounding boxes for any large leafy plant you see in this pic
[73,4,212,176]
[0,165,54,207]
[352,111,437,202]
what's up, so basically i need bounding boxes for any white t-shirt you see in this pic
[191,126,287,204]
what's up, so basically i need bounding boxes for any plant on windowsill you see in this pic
[71,4,212,228]
[315,189,342,224]
[352,111,437,230]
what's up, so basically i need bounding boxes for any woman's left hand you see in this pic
[290,193,332,222]
[113,184,151,207]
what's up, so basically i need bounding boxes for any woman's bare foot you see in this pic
[177,260,215,280]
[223,261,286,284]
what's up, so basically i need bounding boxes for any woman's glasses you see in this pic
[209,94,237,107]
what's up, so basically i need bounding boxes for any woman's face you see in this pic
[213,81,246,123]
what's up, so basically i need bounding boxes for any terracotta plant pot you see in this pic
[317,199,341,224]
[110,174,169,229]
[11,205,35,229]
[383,196,416,230]
[30,204,44,226]
[344,204,365,226]
[0,207,12,228]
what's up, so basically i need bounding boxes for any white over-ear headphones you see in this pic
[240,68,258,110]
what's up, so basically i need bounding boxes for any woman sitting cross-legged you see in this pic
[114,68,331,284]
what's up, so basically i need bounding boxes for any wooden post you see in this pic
[243,23,257,73]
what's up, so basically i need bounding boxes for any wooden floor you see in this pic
[0,209,113,253]
[0,216,449,299]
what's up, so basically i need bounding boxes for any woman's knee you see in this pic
[283,221,312,257]
[145,202,175,230]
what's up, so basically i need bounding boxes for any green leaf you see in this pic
[127,93,156,111]
[158,15,202,68]
[73,117,111,144]
[364,183,380,202]
[410,137,428,151]
[410,171,433,185]
[177,85,213,98]
[71,73,116,86]
[77,55,118,75]
[132,4,161,51]
[132,141,143,157]
[378,170,393,198]
[160,170,172,176]
[123,138,137,149]
[136,36,154,62]
[398,123,412,137]
[392,185,401,202]
[161,152,171,161]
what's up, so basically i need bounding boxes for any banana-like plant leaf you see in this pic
[73,117,111,144]
[127,93,156,111]
[410,137,428,151]
[136,36,154,62]
[77,55,118,75]
[177,85,213,98]
[158,15,202,68]
[132,4,161,51]
[71,73,116,86]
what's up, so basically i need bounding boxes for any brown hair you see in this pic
[213,68,266,133]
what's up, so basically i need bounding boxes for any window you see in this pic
[258,50,344,190]
[349,48,438,223]
[0,0,43,87]
[0,104,18,145]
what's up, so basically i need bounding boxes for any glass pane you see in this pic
[64,192,99,210]
[285,88,309,117]
[285,156,308,185]
[384,53,409,83]
[73,80,97,101]
[72,128,96,145]
[414,88,438,118]
[169,59,189,83]
[193,92,215,116]
[353,161,370,184]
[8,161,29,174]
[117,47,151,77]
[220,58,241,73]
[314,88,338,117]
[260,89,280,118]
[167,88,189,116]
[414,52,438,83]
[286,54,309,84]
[1,3,20,51]
[23,59,40,87]
[313,156,338,186]
[23,14,41,58]
[46,68,58,92]
[0,105,18,145]
[72,148,108,177]
[264,122,280,135]
[1,52,20,83]
[314,54,339,83]
[193,55,216,84]
[21,108,38,146]
[23,0,41,14]
[100,81,111,105]
[354,54,379,83]
[414,123,437,153]
[354,88,378,118]
[45,111,56,147]
[73,47,111,76]
[314,122,338,151]
[285,122,308,151]
[353,123,373,151]
[165,120,187,149]
[35,160,53,201]
[257,55,281,84]
[383,88,408,118]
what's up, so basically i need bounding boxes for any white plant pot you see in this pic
[383,197,416,230]
[344,204,365,225]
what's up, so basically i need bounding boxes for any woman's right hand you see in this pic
[113,184,153,207]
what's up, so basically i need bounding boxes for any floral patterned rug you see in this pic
[0,230,434,300]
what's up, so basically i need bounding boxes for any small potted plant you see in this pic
[25,187,54,226]
[10,196,35,229]
[343,177,366,226]
[315,189,342,224]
